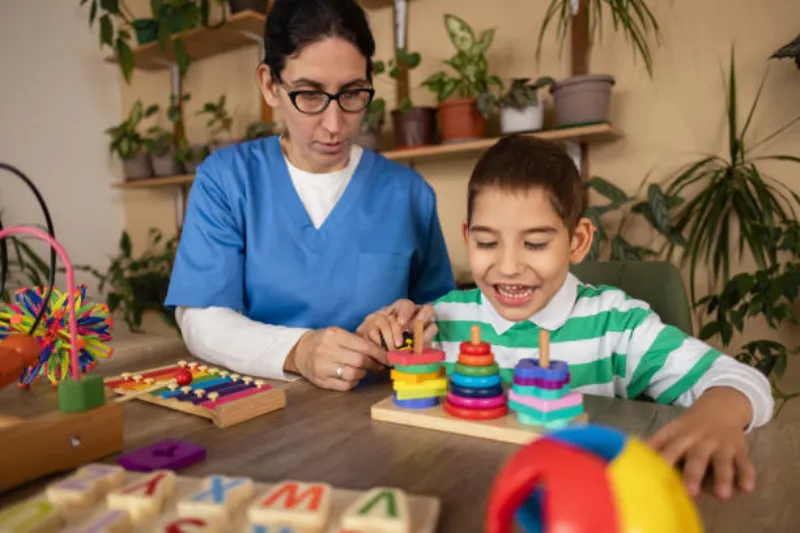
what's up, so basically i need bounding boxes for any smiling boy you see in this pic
[360,134,774,500]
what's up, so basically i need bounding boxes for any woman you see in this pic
[164,0,455,391]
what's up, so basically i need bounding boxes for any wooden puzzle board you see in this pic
[0,466,440,533]
[104,362,287,428]
[371,395,589,445]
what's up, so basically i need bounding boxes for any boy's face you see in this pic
[463,185,594,322]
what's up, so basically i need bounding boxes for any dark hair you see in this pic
[263,0,376,82]
[466,135,584,232]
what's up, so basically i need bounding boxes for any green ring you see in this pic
[454,362,499,377]
[393,363,442,374]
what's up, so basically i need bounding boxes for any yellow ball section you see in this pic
[608,438,704,533]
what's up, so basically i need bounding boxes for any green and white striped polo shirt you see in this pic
[431,273,773,424]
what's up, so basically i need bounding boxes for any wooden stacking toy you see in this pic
[388,321,446,408]
[507,329,585,429]
[442,325,508,420]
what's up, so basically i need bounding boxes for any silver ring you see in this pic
[336,365,344,379]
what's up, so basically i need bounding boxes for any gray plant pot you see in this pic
[209,139,237,152]
[183,145,209,174]
[122,151,153,180]
[551,74,615,127]
[356,130,382,152]
[151,149,184,177]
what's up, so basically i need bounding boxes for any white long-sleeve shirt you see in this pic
[175,145,363,380]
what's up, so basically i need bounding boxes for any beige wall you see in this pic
[0,1,124,296]
[119,0,800,372]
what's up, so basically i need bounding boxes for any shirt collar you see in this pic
[480,272,579,335]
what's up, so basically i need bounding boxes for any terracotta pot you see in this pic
[122,150,153,180]
[550,74,615,127]
[356,130,382,152]
[438,97,486,143]
[392,107,436,149]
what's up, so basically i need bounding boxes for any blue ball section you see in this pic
[449,372,501,388]
[516,488,544,533]
[448,383,504,398]
[392,393,439,409]
[546,424,626,462]
[514,358,569,380]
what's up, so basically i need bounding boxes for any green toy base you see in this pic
[58,375,106,413]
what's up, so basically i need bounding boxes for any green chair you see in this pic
[569,260,694,336]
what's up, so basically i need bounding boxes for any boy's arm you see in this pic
[621,311,774,431]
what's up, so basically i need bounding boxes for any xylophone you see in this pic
[0,464,441,532]
[372,323,588,444]
[104,361,286,428]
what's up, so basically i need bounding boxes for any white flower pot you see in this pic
[500,104,544,134]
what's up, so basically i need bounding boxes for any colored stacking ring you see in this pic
[454,362,499,377]
[450,373,501,388]
[447,392,505,409]
[458,353,495,366]
[394,363,442,374]
[513,375,569,389]
[449,383,504,398]
[392,393,439,409]
[513,359,569,380]
[443,399,507,420]
[459,341,491,355]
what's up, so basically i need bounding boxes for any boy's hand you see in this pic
[356,299,437,350]
[647,387,756,500]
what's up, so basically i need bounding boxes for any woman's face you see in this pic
[258,37,371,173]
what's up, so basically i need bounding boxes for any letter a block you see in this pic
[106,470,175,523]
[340,487,410,533]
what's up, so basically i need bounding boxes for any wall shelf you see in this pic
[104,10,266,71]
[111,123,619,190]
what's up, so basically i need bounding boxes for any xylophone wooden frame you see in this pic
[104,361,288,428]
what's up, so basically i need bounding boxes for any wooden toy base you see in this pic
[0,402,124,492]
[105,362,287,428]
[0,466,441,532]
[371,395,588,444]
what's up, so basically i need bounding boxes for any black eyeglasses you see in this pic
[282,85,375,115]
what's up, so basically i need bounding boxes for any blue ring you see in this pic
[448,383,504,398]
[450,372,501,388]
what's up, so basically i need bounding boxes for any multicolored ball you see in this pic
[0,284,113,387]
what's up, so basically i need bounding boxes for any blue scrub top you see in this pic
[165,135,455,333]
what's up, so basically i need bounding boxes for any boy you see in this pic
[359,135,773,501]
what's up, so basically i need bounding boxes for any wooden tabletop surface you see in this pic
[1,351,797,532]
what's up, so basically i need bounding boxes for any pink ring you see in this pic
[447,392,506,409]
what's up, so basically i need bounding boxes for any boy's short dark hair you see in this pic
[466,134,584,232]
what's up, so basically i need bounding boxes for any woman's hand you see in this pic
[284,327,387,391]
[356,299,438,350]
[647,387,756,500]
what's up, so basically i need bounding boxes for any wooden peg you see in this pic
[177,360,188,367]
[194,389,206,398]
[144,378,154,385]
[470,324,481,345]
[181,386,192,394]
[132,375,143,383]
[254,380,265,389]
[413,319,423,355]
[120,372,131,380]
[539,329,550,369]
[230,373,241,382]
[208,392,220,401]
[198,365,208,372]
[242,377,253,385]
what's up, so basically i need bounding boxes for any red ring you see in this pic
[458,353,495,366]
[459,341,492,355]
[443,399,508,420]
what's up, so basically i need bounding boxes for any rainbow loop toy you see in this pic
[0,284,113,386]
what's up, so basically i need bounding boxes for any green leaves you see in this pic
[444,14,474,53]
[536,0,661,78]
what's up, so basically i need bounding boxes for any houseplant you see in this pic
[145,126,184,176]
[197,94,235,151]
[358,97,386,151]
[661,49,800,305]
[105,100,159,180]
[382,48,436,149]
[498,76,555,134]
[770,33,800,68]
[244,120,276,140]
[535,0,660,126]
[422,14,503,143]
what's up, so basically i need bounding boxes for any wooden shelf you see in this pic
[105,11,266,71]
[111,123,619,190]
[358,0,399,8]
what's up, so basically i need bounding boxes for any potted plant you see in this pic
[244,120,276,140]
[498,76,555,134]
[535,0,660,126]
[105,100,158,180]
[382,48,436,149]
[422,14,503,143]
[145,126,184,176]
[357,97,386,152]
[197,94,235,151]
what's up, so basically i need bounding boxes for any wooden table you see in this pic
[1,352,798,532]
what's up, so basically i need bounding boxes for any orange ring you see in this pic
[443,399,507,420]
[458,353,495,366]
